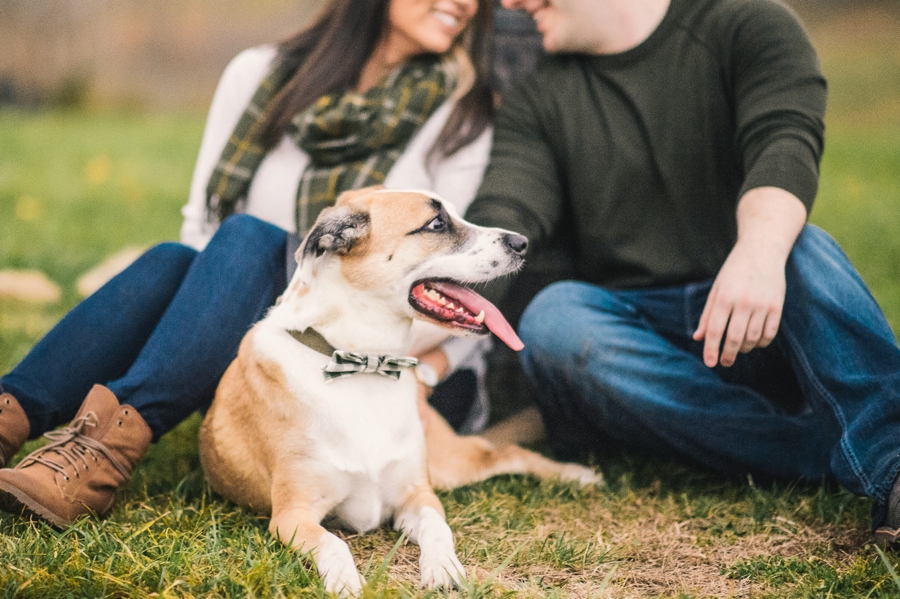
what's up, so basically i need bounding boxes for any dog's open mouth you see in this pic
[409,280,524,351]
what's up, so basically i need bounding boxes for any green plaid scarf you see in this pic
[206,54,454,236]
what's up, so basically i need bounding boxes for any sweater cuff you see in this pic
[739,138,819,214]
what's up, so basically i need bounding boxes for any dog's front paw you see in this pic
[558,463,604,487]
[322,564,364,597]
[420,551,466,590]
[323,571,364,597]
[316,533,365,596]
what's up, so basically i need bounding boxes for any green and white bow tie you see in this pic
[287,328,418,382]
[323,351,418,382]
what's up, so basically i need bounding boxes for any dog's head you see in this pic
[294,187,527,350]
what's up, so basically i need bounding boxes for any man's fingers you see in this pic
[719,306,751,367]
[697,278,786,367]
[702,300,731,368]
[740,310,768,353]
[757,306,783,348]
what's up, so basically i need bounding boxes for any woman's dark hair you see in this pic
[259,0,494,160]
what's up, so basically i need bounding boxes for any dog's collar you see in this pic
[287,328,336,356]
[286,328,418,382]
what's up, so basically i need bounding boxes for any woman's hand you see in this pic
[414,348,450,430]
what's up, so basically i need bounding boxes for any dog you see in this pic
[198,188,600,595]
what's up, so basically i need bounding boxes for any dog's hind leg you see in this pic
[480,406,546,446]
[394,483,466,590]
[424,405,602,489]
[269,479,363,597]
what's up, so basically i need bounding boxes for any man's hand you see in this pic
[693,187,807,368]
[693,240,787,367]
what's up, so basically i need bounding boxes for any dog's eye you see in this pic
[425,215,446,232]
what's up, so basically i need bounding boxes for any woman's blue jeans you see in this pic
[519,225,900,512]
[0,214,288,441]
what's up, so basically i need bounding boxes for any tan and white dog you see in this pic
[198,188,600,595]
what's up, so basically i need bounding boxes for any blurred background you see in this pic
[0,0,320,110]
[0,0,894,110]
[1,0,899,371]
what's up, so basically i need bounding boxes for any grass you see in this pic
[2,5,900,598]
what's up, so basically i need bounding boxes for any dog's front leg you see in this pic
[270,500,364,596]
[394,484,466,589]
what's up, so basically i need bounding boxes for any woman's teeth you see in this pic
[432,11,459,28]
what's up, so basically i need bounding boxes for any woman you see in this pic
[0,0,494,527]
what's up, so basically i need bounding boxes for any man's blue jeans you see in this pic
[0,214,288,441]
[519,225,900,513]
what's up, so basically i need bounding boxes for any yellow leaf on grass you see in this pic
[0,270,61,304]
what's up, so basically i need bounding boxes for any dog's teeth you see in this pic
[475,310,485,323]
[439,298,448,306]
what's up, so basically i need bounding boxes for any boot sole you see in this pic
[0,480,73,528]
[873,527,900,549]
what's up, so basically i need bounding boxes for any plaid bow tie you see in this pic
[286,328,417,382]
[323,351,418,382]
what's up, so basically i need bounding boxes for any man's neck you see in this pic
[593,0,671,54]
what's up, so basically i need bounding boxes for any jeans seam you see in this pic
[782,322,873,496]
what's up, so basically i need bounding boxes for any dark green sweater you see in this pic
[467,0,827,290]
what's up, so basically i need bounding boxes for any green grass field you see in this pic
[1,6,900,598]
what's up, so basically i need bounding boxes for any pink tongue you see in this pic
[429,281,524,351]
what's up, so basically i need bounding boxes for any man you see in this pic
[466,0,900,545]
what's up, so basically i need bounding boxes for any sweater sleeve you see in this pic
[180,46,278,250]
[465,73,563,249]
[464,71,566,304]
[727,0,827,213]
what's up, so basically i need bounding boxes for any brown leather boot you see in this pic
[0,392,31,467]
[0,385,151,527]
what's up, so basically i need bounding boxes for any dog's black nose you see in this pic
[503,233,528,255]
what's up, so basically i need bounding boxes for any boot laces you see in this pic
[19,411,132,482]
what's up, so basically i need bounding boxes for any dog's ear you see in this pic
[302,205,370,258]
[334,185,385,207]
[294,205,371,282]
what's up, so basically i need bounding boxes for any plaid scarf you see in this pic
[205,54,454,237]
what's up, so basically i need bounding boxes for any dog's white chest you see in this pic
[297,370,427,532]
[330,465,413,533]
[311,383,421,470]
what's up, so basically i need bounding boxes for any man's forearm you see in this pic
[734,186,808,265]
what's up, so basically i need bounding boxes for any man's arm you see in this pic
[465,73,563,244]
[693,2,826,368]
[693,186,807,367]
[465,69,565,305]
